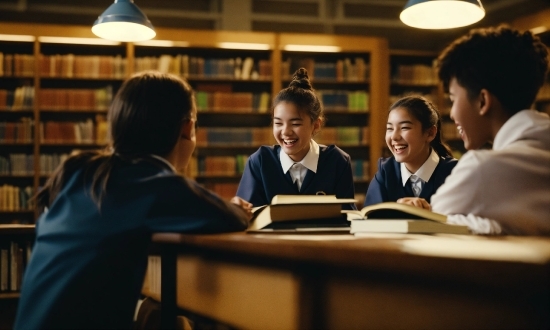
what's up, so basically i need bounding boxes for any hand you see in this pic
[396,197,431,210]
[230,196,253,220]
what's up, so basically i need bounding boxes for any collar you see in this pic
[400,148,440,186]
[493,109,545,150]
[150,154,177,173]
[280,139,320,173]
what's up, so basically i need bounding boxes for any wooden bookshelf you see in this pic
[0,22,390,220]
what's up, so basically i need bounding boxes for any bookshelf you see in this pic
[0,22,390,221]
[389,50,465,159]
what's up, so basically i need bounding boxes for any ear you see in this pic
[426,125,437,142]
[180,119,194,140]
[478,89,492,116]
[312,118,322,136]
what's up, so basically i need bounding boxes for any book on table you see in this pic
[247,195,357,232]
[345,202,471,235]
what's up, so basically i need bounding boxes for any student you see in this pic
[417,25,549,235]
[364,95,457,208]
[14,72,251,330]
[236,67,356,210]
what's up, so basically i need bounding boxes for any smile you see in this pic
[393,144,408,153]
[284,139,297,146]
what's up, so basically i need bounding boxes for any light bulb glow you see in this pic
[92,21,156,42]
[400,1,485,29]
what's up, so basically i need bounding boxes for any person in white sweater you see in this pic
[398,25,550,235]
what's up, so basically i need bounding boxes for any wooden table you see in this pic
[144,232,550,329]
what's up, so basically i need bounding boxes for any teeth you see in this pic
[457,126,463,135]
[284,139,297,144]
[394,145,407,150]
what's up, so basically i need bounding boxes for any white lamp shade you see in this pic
[92,0,156,42]
[400,0,485,30]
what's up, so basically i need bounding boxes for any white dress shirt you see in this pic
[280,139,320,190]
[400,148,440,196]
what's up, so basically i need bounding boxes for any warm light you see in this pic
[92,0,156,42]
[38,36,121,45]
[0,34,35,42]
[400,0,485,30]
[283,45,341,52]
[530,26,548,35]
[217,42,271,50]
[134,40,190,47]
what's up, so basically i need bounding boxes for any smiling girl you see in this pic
[236,68,356,210]
[364,95,457,209]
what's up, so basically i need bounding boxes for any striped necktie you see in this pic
[410,174,422,197]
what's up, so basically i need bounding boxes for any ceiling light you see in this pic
[92,0,156,42]
[400,0,485,30]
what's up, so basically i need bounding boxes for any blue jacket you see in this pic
[15,156,247,330]
[364,156,457,207]
[236,144,357,210]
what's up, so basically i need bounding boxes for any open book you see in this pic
[247,195,357,232]
[346,202,470,235]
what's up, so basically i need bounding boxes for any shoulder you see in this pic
[438,156,459,170]
[319,144,351,160]
[377,156,398,171]
[249,145,281,161]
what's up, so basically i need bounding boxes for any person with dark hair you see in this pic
[14,71,251,330]
[364,95,457,208]
[428,25,550,235]
[236,67,356,210]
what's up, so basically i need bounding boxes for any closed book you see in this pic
[351,219,470,235]
[248,195,356,232]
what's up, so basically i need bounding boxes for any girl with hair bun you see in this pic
[237,68,356,210]
[364,95,457,209]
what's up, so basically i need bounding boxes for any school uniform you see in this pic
[14,155,248,330]
[236,140,357,210]
[364,149,457,207]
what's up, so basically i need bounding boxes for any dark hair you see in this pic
[437,25,549,116]
[390,95,453,158]
[36,71,195,209]
[272,68,325,125]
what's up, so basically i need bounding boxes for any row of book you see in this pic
[195,92,271,113]
[40,119,108,144]
[0,185,34,211]
[1,240,32,292]
[441,122,461,140]
[0,53,34,77]
[39,87,113,111]
[282,57,370,82]
[0,118,34,143]
[0,153,69,176]
[0,86,34,111]
[1,86,113,111]
[197,155,249,176]
[39,54,127,79]
[391,63,438,85]
[135,55,272,80]
[317,90,369,112]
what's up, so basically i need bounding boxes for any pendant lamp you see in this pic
[92,0,156,42]
[400,0,485,29]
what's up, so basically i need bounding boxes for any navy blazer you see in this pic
[15,156,248,330]
[237,144,357,210]
[364,156,457,207]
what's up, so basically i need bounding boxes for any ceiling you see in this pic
[0,0,548,51]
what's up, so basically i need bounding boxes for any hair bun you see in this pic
[289,67,313,90]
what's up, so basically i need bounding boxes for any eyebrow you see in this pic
[273,117,303,121]
[387,120,413,125]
